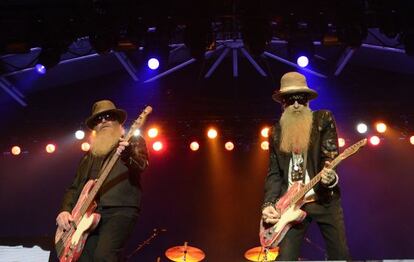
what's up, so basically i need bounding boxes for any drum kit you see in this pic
[164,242,278,262]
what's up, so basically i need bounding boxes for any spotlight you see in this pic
[133,129,141,137]
[147,58,160,70]
[35,64,46,74]
[338,138,346,148]
[375,123,387,133]
[261,141,269,150]
[369,136,381,146]
[207,128,218,139]
[225,141,234,151]
[75,130,85,140]
[152,141,163,151]
[410,136,414,145]
[11,146,21,156]
[147,128,159,138]
[190,141,200,151]
[81,142,90,152]
[297,56,309,68]
[36,46,63,73]
[356,123,368,134]
[46,143,56,153]
[261,127,270,138]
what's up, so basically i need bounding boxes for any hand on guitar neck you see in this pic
[320,161,338,186]
[56,211,74,231]
[262,205,281,225]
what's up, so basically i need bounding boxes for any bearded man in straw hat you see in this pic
[261,72,351,260]
[56,100,149,261]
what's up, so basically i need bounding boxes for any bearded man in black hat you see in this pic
[261,72,351,260]
[56,100,149,261]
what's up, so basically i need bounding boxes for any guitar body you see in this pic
[55,180,101,262]
[260,182,307,248]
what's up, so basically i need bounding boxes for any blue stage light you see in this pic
[35,64,46,74]
[147,58,160,70]
[297,56,309,68]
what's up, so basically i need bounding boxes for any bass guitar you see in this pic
[259,138,367,248]
[54,106,152,262]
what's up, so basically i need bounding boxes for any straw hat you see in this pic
[85,100,127,129]
[272,72,318,103]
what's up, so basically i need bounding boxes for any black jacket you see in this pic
[264,110,341,205]
[60,136,149,212]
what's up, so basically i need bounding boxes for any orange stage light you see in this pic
[190,141,200,151]
[11,146,21,155]
[225,141,234,151]
[46,144,56,153]
[261,141,269,150]
[338,138,345,148]
[261,127,270,138]
[81,142,90,152]
[148,127,159,138]
[410,136,414,145]
[207,128,218,139]
[376,122,387,133]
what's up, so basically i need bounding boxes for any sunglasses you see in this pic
[282,93,309,106]
[92,113,118,127]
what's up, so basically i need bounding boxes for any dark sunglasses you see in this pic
[282,93,309,106]
[92,113,118,126]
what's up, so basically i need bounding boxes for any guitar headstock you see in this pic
[125,106,153,140]
[339,138,367,160]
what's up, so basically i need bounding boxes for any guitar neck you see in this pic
[79,153,121,215]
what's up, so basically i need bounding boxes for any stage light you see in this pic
[338,138,346,148]
[410,136,414,145]
[75,130,85,140]
[11,146,21,156]
[190,141,200,151]
[225,141,234,151]
[369,136,381,146]
[35,64,46,74]
[261,127,270,138]
[147,128,158,138]
[46,144,56,153]
[356,123,368,134]
[81,142,90,152]
[297,56,309,68]
[147,58,160,70]
[207,128,218,139]
[36,46,63,73]
[376,123,387,133]
[261,141,269,150]
[152,141,163,151]
[133,129,141,137]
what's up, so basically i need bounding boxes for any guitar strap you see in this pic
[302,151,308,184]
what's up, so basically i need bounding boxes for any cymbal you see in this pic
[244,246,279,262]
[165,245,205,262]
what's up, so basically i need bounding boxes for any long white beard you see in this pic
[90,124,123,157]
[279,106,313,154]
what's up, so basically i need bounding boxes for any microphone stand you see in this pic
[126,228,166,260]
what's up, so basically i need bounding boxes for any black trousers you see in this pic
[78,206,139,262]
[276,198,351,261]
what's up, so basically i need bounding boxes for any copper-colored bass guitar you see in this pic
[259,138,367,248]
[54,106,152,262]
